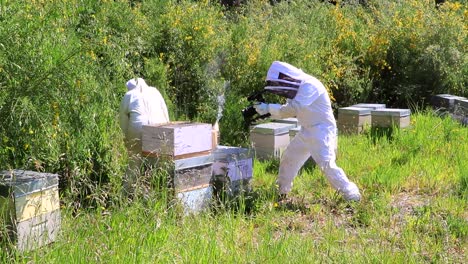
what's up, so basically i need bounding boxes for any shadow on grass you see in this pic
[263,157,317,174]
[367,126,395,144]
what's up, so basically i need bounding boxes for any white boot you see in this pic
[342,182,361,201]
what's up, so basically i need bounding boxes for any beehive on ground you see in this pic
[250,122,295,160]
[454,98,468,116]
[212,146,253,201]
[431,94,467,112]
[337,107,371,134]
[0,170,61,252]
[371,109,411,128]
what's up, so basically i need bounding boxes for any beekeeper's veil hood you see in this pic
[126,78,148,91]
[264,61,310,99]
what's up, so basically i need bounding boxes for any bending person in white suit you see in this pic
[254,61,361,201]
[119,78,170,196]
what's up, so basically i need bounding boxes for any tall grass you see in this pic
[1,112,466,263]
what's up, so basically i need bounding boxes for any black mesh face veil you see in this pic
[278,72,301,83]
[264,73,300,99]
[265,87,298,99]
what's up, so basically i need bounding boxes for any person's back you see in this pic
[119,78,170,196]
[144,86,170,126]
[120,78,169,148]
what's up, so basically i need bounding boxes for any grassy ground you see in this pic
[2,112,467,263]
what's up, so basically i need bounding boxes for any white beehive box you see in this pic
[0,170,61,252]
[250,122,295,160]
[212,146,253,199]
[338,107,371,134]
[371,109,411,128]
[351,103,386,110]
[142,122,212,158]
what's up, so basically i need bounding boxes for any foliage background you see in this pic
[0,0,466,205]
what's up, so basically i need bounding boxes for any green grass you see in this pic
[2,112,466,263]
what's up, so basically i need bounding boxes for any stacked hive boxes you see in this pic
[142,122,214,214]
[337,107,372,134]
[0,170,61,252]
[212,146,253,201]
[249,122,296,160]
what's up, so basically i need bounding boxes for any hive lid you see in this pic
[250,122,296,135]
[0,170,59,197]
[351,103,386,110]
[214,146,253,162]
[433,94,466,100]
[338,107,371,115]
[431,94,467,108]
[371,108,411,117]
[270,118,299,126]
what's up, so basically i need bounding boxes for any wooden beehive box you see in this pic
[142,122,213,158]
[212,146,253,199]
[371,109,411,128]
[0,170,60,252]
[351,103,386,110]
[250,122,295,160]
[338,107,371,134]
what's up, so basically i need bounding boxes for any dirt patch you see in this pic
[390,192,430,215]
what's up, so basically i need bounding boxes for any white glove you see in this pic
[254,103,269,116]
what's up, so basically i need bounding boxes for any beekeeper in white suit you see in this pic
[254,61,361,201]
[119,77,170,196]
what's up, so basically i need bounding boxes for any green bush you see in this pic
[363,0,467,107]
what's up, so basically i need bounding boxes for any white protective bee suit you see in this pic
[254,61,361,201]
[119,78,170,194]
